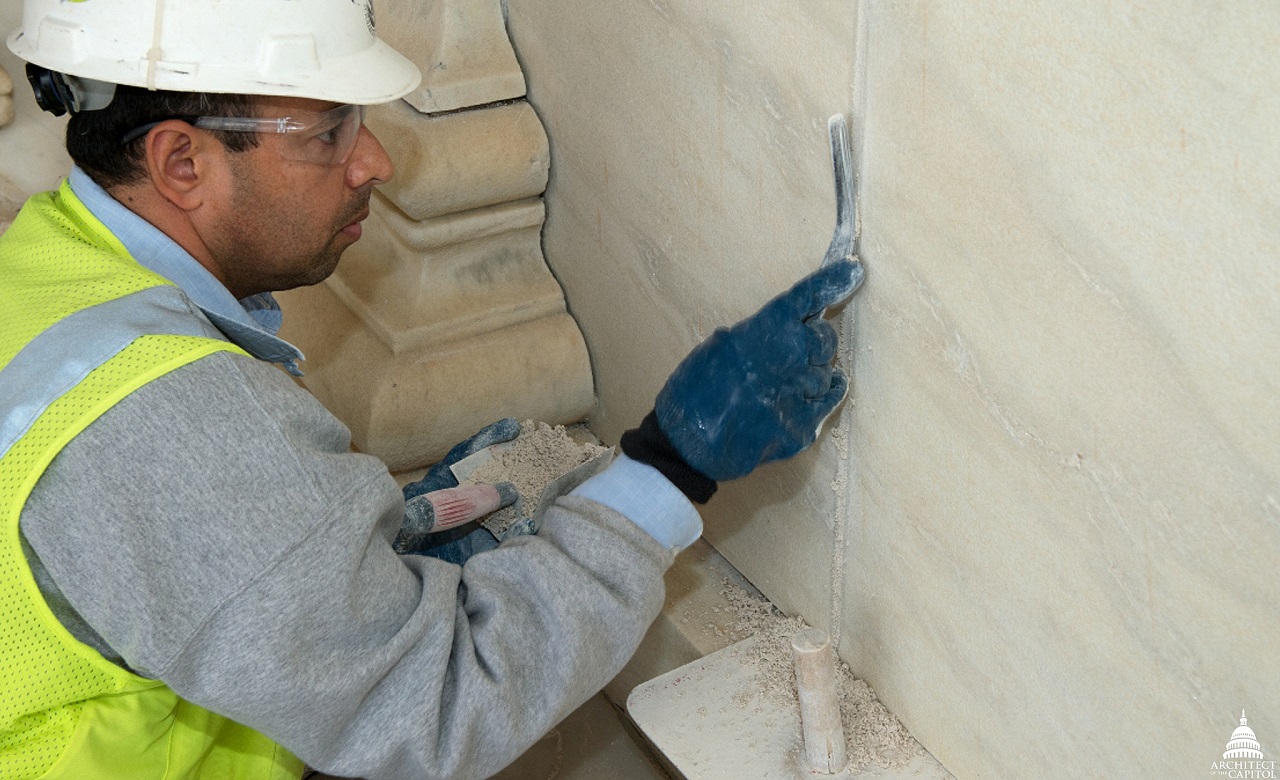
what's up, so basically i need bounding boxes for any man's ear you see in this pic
[142,120,219,211]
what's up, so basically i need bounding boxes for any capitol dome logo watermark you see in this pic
[1211,711,1276,779]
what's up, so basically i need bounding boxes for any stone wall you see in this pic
[506,1,1280,776]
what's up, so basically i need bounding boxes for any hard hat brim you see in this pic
[7,28,423,106]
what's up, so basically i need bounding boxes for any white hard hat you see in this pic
[7,0,422,106]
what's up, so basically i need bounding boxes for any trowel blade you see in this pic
[821,113,856,268]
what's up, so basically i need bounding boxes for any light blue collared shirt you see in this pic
[572,453,703,552]
[67,167,703,551]
[68,166,306,376]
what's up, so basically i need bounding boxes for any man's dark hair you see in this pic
[66,85,261,189]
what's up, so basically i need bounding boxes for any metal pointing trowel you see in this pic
[821,113,858,268]
[811,113,862,438]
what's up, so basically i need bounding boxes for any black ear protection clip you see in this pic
[26,64,78,116]
[24,64,117,116]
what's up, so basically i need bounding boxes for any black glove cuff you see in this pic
[620,411,718,504]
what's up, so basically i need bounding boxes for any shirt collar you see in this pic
[67,166,305,376]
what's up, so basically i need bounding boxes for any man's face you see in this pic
[203,96,393,300]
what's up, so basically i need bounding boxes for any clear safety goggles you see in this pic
[121,103,367,167]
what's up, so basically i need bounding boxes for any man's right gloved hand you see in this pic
[621,259,863,503]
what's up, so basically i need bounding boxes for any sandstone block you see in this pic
[370,99,549,221]
[377,0,526,114]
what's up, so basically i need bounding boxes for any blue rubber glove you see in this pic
[396,418,521,555]
[647,259,863,487]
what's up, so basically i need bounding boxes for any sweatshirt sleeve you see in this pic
[19,352,672,780]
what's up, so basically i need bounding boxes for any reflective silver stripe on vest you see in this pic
[0,286,226,462]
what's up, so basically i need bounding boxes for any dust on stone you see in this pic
[717,578,925,772]
[464,420,608,535]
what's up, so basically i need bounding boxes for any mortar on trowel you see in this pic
[447,421,613,541]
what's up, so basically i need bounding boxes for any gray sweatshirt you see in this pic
[18,349,673,779]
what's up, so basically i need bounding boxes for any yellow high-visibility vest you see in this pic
[0,181,304,779]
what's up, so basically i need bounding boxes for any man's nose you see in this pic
[347,124,394,188]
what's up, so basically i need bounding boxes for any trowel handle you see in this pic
[421,483,517,531]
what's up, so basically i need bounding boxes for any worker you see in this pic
[0,1,864,778]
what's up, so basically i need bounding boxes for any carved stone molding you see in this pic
[376,0,526,114]
[0,66,14,129]
[277,1,593,472]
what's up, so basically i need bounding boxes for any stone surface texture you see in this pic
[506,1,1280,777]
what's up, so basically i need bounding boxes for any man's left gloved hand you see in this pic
[621,259,863,503]
[395,418,520,553]
[401,418,520,501]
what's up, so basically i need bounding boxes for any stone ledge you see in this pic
[606,538,956,780]
[605,537,761,707]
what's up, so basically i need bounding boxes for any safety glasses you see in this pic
[121,103,367,167]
